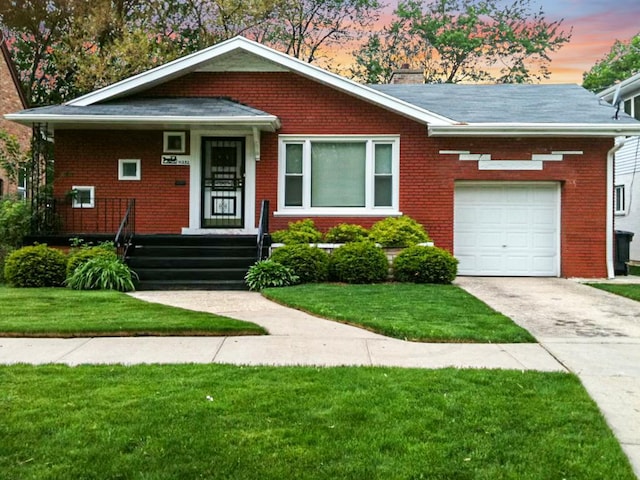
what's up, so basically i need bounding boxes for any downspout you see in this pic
[607,137,632,278]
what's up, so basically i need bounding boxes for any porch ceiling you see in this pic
[4,97,281,131]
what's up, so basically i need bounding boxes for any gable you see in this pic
[63,36,453,127]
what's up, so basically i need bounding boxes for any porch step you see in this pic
[127,256,254,269]
[133,280,250,291]
[126,235,265,291]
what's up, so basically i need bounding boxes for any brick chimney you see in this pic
[390,64,424,84]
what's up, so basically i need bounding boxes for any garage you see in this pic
[454,182,560,276]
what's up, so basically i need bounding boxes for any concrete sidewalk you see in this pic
[0,290,561,371]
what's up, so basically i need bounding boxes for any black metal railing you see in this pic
[115,199,136,258]
[30,197,135,236]
[256,199,270,260]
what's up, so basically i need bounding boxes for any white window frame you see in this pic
[71,186,95,208]
[276,135,401,216]
[615,184,626,215]
[118,159,141,181]
[163,131,186,153]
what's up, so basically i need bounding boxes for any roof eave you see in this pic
[0,37,29,108]
[428,123,640,137]
[599,72,640,100]
[3,113,282,131]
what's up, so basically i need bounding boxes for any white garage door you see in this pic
[454,182,559,276]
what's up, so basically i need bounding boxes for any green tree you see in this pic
[0,0,78,105]
[350,24,424,84]
[258,0,383,64]
[1,0,284,104]
[352,0,572,84]
[0,130,29,188]
[582,34,640,92]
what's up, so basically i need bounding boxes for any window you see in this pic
[163,131,186,153]
[279,136,399,214]
[17,169,26,200]
[71,186,95,208]
[615,184,626,215]
[118,159,141,180]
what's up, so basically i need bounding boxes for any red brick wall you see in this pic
[54,71,614,277]
[54,130,190,234]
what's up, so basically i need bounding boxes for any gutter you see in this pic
[3,114,283,131]
[428,124,640,137]
[607,137,634,278]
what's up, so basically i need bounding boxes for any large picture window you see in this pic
[278,136,399,214]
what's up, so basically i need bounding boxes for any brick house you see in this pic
[6,36,640,284]
[0,35,30,198]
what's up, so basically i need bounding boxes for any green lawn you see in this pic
[263,283,534,343]
[0,364,633,479]
[589,282,640,301]
[0,287,265,337]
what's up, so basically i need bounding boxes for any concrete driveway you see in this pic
[456,277,640,478]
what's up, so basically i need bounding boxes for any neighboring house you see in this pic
[6,36,640,281]
[0,34,29,198]
[599,72,640,261]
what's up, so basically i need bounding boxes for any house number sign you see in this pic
[161,155,190,166]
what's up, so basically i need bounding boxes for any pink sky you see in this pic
[374,0,640,85]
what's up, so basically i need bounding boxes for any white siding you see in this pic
[615,137,640,175]
[614,169,640,260]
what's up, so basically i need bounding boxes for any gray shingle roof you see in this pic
[370,84,637,124]
[17,97,274,118]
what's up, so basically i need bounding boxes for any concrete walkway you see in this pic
[0,290,561,371]
[456,277,640,478]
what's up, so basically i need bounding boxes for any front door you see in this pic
[202,138,245,228]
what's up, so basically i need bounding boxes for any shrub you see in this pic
[324,223,369,243]
[271,219,323,244]
[329,242,389,284]
[67,246,117,277]
[244,260,299,291]
[0,244,14,284]
[0,198,31,248]
[4,244,67,287]
[66,256,137,291]
[369,216,430,247]
[270,244,329,283]
[393,246,458,284]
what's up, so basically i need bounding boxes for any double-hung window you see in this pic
[279,136,399,214]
